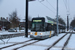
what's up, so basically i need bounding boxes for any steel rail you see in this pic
[13,40,40,50]
[62,33,72,50]
[0,39,34,50]
[46,33,68,50]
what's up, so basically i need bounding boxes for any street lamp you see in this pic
[25,0,35,37]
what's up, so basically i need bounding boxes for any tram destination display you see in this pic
[33,20,42,22]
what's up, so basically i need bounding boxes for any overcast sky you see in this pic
[0,0,75,24]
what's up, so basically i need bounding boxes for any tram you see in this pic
[30,16,66,39]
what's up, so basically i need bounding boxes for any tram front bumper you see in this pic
[30,35,49,39]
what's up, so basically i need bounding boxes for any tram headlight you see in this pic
[31,33,33,34]
[40,33,42,35]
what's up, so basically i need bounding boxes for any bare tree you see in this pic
[58,17,66,25]
[55,16,66,25]
[70,17,75,28]
[9,10,20,28]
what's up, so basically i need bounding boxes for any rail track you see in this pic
[0,39,41,50]
[46,33,72,50]
[0,33,73,50]
[0,39,34,50]
[62,33,72,50]
[13,40,40,50]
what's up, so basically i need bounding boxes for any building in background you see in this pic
[19,19,31,29]
[0,17,10,30]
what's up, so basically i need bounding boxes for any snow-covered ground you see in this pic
[0,30,24,35]
[0,31,75,50]
[0,29,31,35]
[65,29,75,32]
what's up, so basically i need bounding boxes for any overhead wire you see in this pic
[67,0,70,14]
[63,0,67,11]
[46,0,56,10]
[38,0,55,14]
[63,0,70,15]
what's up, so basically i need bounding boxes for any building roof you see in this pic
[0,18,10,22]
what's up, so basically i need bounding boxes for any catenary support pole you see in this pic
[56,0,59,36]
[67,15,69,31]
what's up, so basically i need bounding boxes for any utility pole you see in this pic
[67,14,69,31]
[25,0,28,37]
[56,0,59,36]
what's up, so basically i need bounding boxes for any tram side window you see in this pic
[45,23,53,31]
[46,25,49,31]
[46,23,51,31]
[48,24,53,31]
[54,24,57,30]
[47,24,55,31]
[31,23,35,31]
[51,25,54,30]
[44,23,48,31]
[32,24,35,28]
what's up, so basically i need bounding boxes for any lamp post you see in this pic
[25,0,28,37]
[25,0,35,37]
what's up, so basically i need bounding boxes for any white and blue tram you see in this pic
[30,16,65,39]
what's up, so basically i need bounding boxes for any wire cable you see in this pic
[63,0,67,10]
[38,0,55,13]
[67,0,70,14]
[46,0,56,10]
[63,0,70,15]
